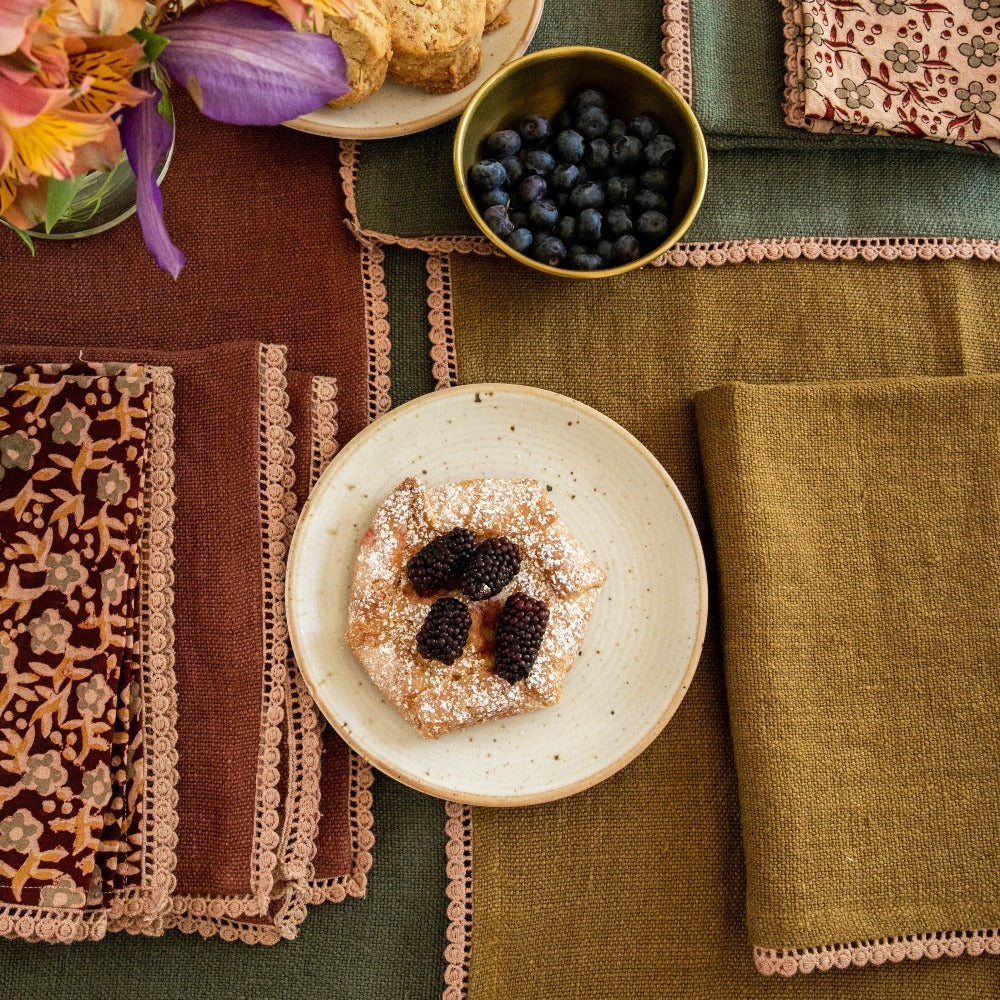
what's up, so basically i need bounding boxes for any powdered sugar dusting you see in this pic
[346,477,606,738]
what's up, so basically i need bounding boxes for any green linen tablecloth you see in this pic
[348,0,1000,252]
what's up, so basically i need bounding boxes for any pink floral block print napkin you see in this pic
[784,0,1000,153]
[0,363,177,943]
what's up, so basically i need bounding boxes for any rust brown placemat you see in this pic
[440,251,1000,999]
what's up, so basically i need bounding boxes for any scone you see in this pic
[321,0,392,109]
[374,0,487,94]
[346,478,606,738]
[484,0,510,32]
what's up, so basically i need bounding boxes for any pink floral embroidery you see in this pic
[785,0,1000,153]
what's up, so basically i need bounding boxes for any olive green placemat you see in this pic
[345,0,1000,262]
[442,251,1000,1000]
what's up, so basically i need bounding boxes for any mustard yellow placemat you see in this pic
[440,252,1000,998]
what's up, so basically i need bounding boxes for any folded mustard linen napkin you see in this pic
[695,375,1000,975]
[0,363,177,943]
[785,0,1000,153]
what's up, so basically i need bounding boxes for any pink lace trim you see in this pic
[443,802,473,1000]
[756,928,1000,977]
[779,0,808,130]
[168,344,297,940]
[361,241,392,420]
[427,254,458,390]
[108,366,179,933]
[309,375,339,483]
[307,750,375,904]
[659,0,692,100]
[0,905,107,943]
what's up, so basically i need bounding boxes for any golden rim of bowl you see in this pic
[453,46,708,279]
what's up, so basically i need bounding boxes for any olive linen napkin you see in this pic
[444,251,1000,1000]
[783,1,1000,154]
[0,363,177,943]
[694,376,1000,976]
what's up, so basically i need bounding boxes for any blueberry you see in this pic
[553,108,573,132]
[510,209,529,229]
[595,239,614,265]
[606,118,628,141]
[576,105,610,140]
[569,181,605,211]
[551,163,581,191]
[479,188,509,209]
[528,198,560,230]
[636,210,671,245]
[612,234,641,264]
[633,189,669,214]
[486,129,522,158]
[518,113,551,145]
[517,174,548,204]
[605,206,633,239]
[639,167,672,193]
[483,205,514,238]
[575,162,590,183]
[533,234,567,266]
[584,139,611,172]
[568,247,604,271]
[523,149,556,175]
[606,176,635,206]
[555,129,585,165]
[611,135,643,168]
[506,227,534,254]
[470,159,506,191]
[501,155,524,186]
[644,133,677,167]
[576,207,603,244]
[556,215,577,244]
[553,191,570,212]
[628,114,661,143]
[571,88,607,114]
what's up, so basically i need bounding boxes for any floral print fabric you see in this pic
[785,0,1000,153]
[0,364,152,937]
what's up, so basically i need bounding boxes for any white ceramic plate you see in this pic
[285,0,545,140]
[286,384,707,806]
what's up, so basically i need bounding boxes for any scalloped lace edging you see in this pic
[361,242,392,420]
[309,375,339,484]
[756,927,1000,976]
[660,0,692,100]
[443,802,473,1000]
[108,366,180,933]
[427,254,458,390]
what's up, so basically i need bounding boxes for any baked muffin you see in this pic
[373,0,487,94]
[346,477,606,739]
[484,0,510,31]
[321,0,392,109]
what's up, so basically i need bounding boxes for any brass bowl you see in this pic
[454,46,708,279]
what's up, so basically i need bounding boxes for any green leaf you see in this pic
[43,178,82,234]
[130,27,171,63]
[11,227,35,255]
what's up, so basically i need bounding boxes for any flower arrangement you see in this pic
[0,0,353,276]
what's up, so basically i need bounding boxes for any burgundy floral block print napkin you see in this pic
[784,0,1000,153]
[0,363,177,943]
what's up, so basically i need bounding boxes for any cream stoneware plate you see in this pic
[286,384,707,806]
[285,0,544,140]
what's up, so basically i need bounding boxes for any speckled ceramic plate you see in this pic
[286,384,707,806]
[285,0,544,140]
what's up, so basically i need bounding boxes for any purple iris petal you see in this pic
[120,73,185,279]
[157,2,348,126]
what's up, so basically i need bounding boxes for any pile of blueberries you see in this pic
[468,87,679,272]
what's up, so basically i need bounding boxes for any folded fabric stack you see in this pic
[784,0,1000,154]
[695,375,1000,976]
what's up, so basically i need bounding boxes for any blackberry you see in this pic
[494,592,549,683]
[460,536,521,600]
[416,598,471,665]
[407,527,477,596]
